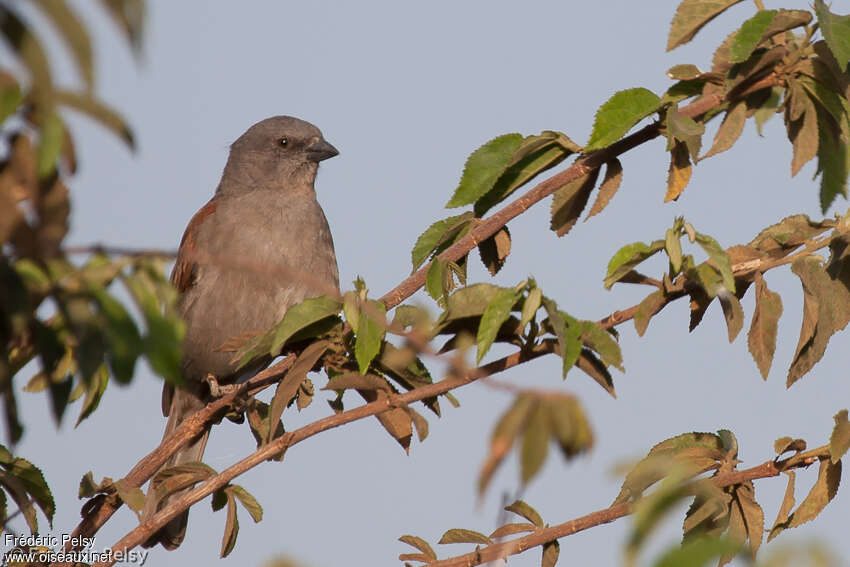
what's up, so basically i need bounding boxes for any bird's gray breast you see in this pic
[180,190,339,380]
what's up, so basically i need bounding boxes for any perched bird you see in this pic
[142,116,340,549]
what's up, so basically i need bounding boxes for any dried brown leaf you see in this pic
[702,100,747,160]
[747,275,783,379]
[767,471,796,542]
[665,141,692,202]
[786,459,841,529]
[550,168,599,236]
[586,158,623,219]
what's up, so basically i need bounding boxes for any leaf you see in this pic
[695,232,735,292]
[787,85,819,176]
[830,409,850,463]
[477,287,520,362]
[438,528,492,545]
[665,141,692,202]
[269,296,341,357]
[478,226,511,276]
[580,321,623,370]
[718,292,744,343]
[75,365,109,426]
[702,100,747,160]
[0,7,52,94]
[0,82,23,123]
[666,64,702,80]
[767,471,795,542]
[605,240,665,289]
[323,372,390,392]
[634,290,667,337]
[407,406,429,442]
[89,285,143,384]
[446,133,524,208]
[37,110,65,178]
[113,478,144,515]
[550,168,599,237]
[228,484,262,523]
[520,402,549,484]
[541,539,560,567]
[814,0,850,70]
[478,395,535,496]
[219,492,239,557]
[754,87,783,135]
[520,286,542,330]
[505,499,544,528]
[586,158,623,219]
[355,300,386,373]
[788,256,850,386]
[736,483,765,558]
[786,459,841,529]
[747,275,783,379]
[425,257,449,304]
[547,395,594,458]
[586,88,661,151]
[398,535,437,560]
[653,537,742,567]
[54,89,135,149]
[729,10,777,63]
[774,437,806,456]
[33,0,94,88]
[489,522,536,538]
[474,131,575,216]
[267,340,328,444]
[667,0,745,51]
[814,110,850,213]
[3,456,55,527]
[665,228,683,273]
[542,297,581,377]
[411,212,473,271]
[666,107,704,159]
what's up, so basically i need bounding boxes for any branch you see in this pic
[425,446,829,567]
[62,245,178,257]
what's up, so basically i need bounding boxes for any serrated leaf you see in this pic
[521,402,549,484]
[478,226,511,276]
[767,471,796,542]
[411,213,474,271]
[550,168,599,237]
[774,436,806,456]
[446,133,524,208]
[814,0,850,70]
[814,110,849,213]
[399,535,437,560]
[605,240,665,289]
[542,539,560,567]
[438,528,492,545]
[730,10,777,63]
[748,275,783,379]
[580,321,623,370]
[425,258,448,303]
[830,409,850,463]
[4,456,56,527]
[355,300,386,373]
[634,290,667,337]
[786,459,841,529]
[489,522,537,539]
[665,141,692,202]
[695,232,735,292]
[586,158,623,219]
[477,287,520,362]
[505,499,544,528]
[586,88,661,151]
[702,100,747,160]
[667,0,745,51]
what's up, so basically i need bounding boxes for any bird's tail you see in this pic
[141,385,210,550]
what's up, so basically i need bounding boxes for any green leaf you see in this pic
[652,537,742,567]
[269,296,342,356]
[4,456,55,527]
[586,88,661,151]
[446,133,524,208]
[747,276,782,379]
[411,212,473,271]
[730,10,777,63]
[814,109,849,213]
[228,484,263,523]
[830,409,850,463]
[438,528,493,545]
[54,89,135,149]
[355,300,386,373]
[666,64,702,80]
[754,87,783,135]
[113,478,144,514]
[665,228,683,273]
[667,0,746,51]
[542,297,581,377]
[477,287,520,363]
[425,257,449,303]
[605,240,665,289]
[505,499,544,528]
[520,402,549,484]
[89,285,143,383]
[0,83,23,123]
[75,365,109,426]
[666,107,704,160]
[547,395,594,458]
[520,286,542,330]
[580,321,623,370]
[634,290,667,337]
[695,232,735,292]
[814,0,850,70]
[33,0,94,88]
[37,111,65,178]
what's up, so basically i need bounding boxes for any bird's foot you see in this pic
[204,373,240,398]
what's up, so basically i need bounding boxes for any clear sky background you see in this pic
[6,1,850,566]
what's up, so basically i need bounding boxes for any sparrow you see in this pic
[142,116,340,549]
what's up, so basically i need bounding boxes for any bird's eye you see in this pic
[278,137,288,148]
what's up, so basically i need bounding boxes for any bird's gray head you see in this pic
[218,116,338,196]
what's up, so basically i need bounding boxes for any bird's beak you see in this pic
[306,139,339,162]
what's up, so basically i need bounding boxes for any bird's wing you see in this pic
[171,198,217,293]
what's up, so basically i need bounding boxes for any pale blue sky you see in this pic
[7,1,850,566]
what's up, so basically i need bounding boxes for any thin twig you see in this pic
[62,245,178,257]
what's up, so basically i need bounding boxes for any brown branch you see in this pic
[425,445,830,567]
[377,73,781,311]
